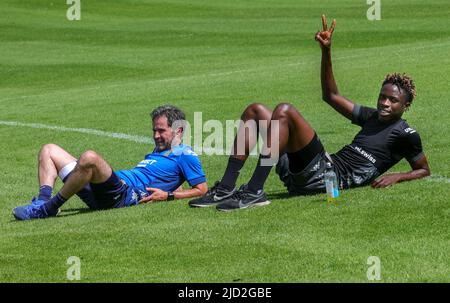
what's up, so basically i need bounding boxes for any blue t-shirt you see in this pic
[115,144,206,193]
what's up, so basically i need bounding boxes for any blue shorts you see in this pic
[64,172,148,210]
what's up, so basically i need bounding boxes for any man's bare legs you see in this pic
[27,144,113,214]
[218,103,273,190]
[13,143,117,219]
[212,102,320,210]
[189,102,317,208]
[38,144,77,188]
[39,148,114,216]
[266,103,316,155]
[188,103,273,207]
[58,150,112,199]
[231,103,273,161]
[244,103,316,193]
[36,143,112,196]
[35,144,78,202]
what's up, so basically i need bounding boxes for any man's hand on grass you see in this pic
[138,187,169,203]
[371,174,403,188]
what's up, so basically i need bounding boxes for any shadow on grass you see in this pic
[267,191,325,203]
[7,207,94,223]
[8,206,122,223]
[267,191,292,200]
[58,207,94,217]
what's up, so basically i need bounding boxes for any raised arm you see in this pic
[315,15,355,120]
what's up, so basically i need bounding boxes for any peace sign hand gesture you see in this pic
[315,15,336,49]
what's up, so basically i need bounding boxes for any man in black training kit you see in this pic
[189,15,430,211]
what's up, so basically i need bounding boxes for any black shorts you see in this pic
[275,134,331,195]
[64,172,129,210]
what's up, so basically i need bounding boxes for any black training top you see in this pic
[330,104,424,189]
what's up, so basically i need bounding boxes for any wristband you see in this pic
[167,191,175,201]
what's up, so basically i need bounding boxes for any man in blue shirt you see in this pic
[13,105,208,220]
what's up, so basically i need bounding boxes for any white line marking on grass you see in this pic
[425,175,450,184]
[0,120,152,144]
[0,120,221,154]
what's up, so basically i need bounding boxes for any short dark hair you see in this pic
[382,73,416,104]
[151,105,186,127]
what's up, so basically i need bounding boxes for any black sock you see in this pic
[247,155,274,193]
[38,185,52,201]
[220,157,245,191]
[43,193,67,214]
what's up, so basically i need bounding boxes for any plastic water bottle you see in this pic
[324,162,339,203]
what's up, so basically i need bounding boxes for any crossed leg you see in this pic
[37,143,113,200]
[59,150,112,199]
[38,144,77,188]
[13,144,118,220]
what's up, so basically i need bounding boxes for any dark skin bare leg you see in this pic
[243,102,318,193]
[220,101,316,194]
[217,103,273,191]
[231,103,273,161]
[230,102,316,162]
[264,103,316,156]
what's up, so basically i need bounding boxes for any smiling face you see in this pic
[152,115,182,151]
[377,83,411,122]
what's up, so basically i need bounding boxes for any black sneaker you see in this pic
[188,181,236,208]
[216,184,270,212]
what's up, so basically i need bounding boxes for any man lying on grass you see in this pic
[189,15,430,211]
[13,105,208,220]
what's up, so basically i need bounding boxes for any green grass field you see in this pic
[1,0,450,282]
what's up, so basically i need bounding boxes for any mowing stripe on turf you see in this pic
[1,40,449,104]
[1,119,449,184]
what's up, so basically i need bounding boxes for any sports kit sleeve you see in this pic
[351,104,377,127]
[178,150,207,187]
[398,129,424,162]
